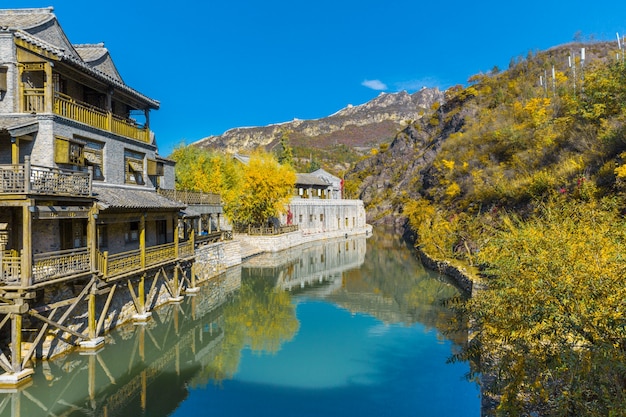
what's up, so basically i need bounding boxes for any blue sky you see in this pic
[5,1,626,155]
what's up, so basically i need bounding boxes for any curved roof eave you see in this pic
[13,29,160,110]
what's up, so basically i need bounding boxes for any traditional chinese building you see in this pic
[0,7,200,387]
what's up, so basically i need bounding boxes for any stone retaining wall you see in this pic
[194,240,241,282]
[235,225,373,258]
[416,247,474,295]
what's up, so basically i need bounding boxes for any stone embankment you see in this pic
[416,247,475,294]
[235,225,373,260]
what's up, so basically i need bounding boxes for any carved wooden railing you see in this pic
[0,159,91,196]
[1,238,200,284]
[32,248,91,284]
[101,248,141,278]
[178,240,195,258]
[21,90,151,143]
[97,240,195,280]
[237,225,299,235]
[1,250,21,283]
[145,243,176,267]
[157,189,221,205]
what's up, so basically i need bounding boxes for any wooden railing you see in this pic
[0,158,91,196]
[111,114,150,142]
[179,240,195,258]
[1,251,21,283]
[145,243,176,267]
[1,241,197,285]
[101,248,141,278]
[23,88,45,112]
[32,248,91,284]
[157,189,221,205]
[237,225,299,235]
[54,92,109,130]
[97,240,195,280]
[21,90,151,143]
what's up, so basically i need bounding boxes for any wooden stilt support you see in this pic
[132,274,151,323]
[0,310,33,389]
[79,280,104,352]
[168,265,184,303]
[185,262,200,295]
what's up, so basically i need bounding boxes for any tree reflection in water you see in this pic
[0,229,475,417]
[192,278,299,386]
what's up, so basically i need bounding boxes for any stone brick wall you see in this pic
[0,33,17,114]
[194,240,242,283]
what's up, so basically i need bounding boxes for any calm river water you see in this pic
[0,229,480,417]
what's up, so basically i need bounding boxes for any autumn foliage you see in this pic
[395,43,626,415]
[170,145,296,228]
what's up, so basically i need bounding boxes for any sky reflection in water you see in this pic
[0,231,480,417]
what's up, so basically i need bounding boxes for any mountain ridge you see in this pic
[192,88,444,157]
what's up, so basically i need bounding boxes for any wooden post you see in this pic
[24,157,31,193]
[88,282,97,339]
[140,214,146,270]
[44,63,53,113]
[88,205,97,273]
[102,251,109,279]
[21,204,32,287]
[10,312,22,373]
[138,274,146,315]
[10,137,19,165]
[174,218,179,257]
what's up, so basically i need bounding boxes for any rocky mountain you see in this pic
[192,88,444,155]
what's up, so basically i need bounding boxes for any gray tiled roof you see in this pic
[74,43,123,83]
[93,185,185,211]
[0,7,54,30]
[0,7,159,109]
[296,173,330,187]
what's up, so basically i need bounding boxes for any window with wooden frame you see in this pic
[125,221,139,243]
[80,138,105,181]
[124,150,145,185]
[147,158,164,176]
[55,136,84,166]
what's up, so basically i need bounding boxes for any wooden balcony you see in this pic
[32,248,91,284]
[0,248,91,286]
[1,239,196,286]
[0,158,91,196]
[97,240,195,280]
[22,89,151,143]
[157,189,221,205]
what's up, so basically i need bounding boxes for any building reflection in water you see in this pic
[0,232,464,417]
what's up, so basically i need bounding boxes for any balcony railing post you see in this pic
[140,214,146,270]
[24,156,31,193]
[103,251,108,278]
[174,221,179,258]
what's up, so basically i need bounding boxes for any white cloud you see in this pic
[361,79,388,90]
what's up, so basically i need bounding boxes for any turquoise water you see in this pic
[175,300,479,417]
[0,231,480,417]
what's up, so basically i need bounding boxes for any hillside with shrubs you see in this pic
[347,40,626,415]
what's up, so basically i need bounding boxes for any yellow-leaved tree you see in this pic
[222,151,296,228]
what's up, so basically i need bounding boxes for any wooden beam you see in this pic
[22,308,57,369]
[96,284,116,336]
[29,311,85,340]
